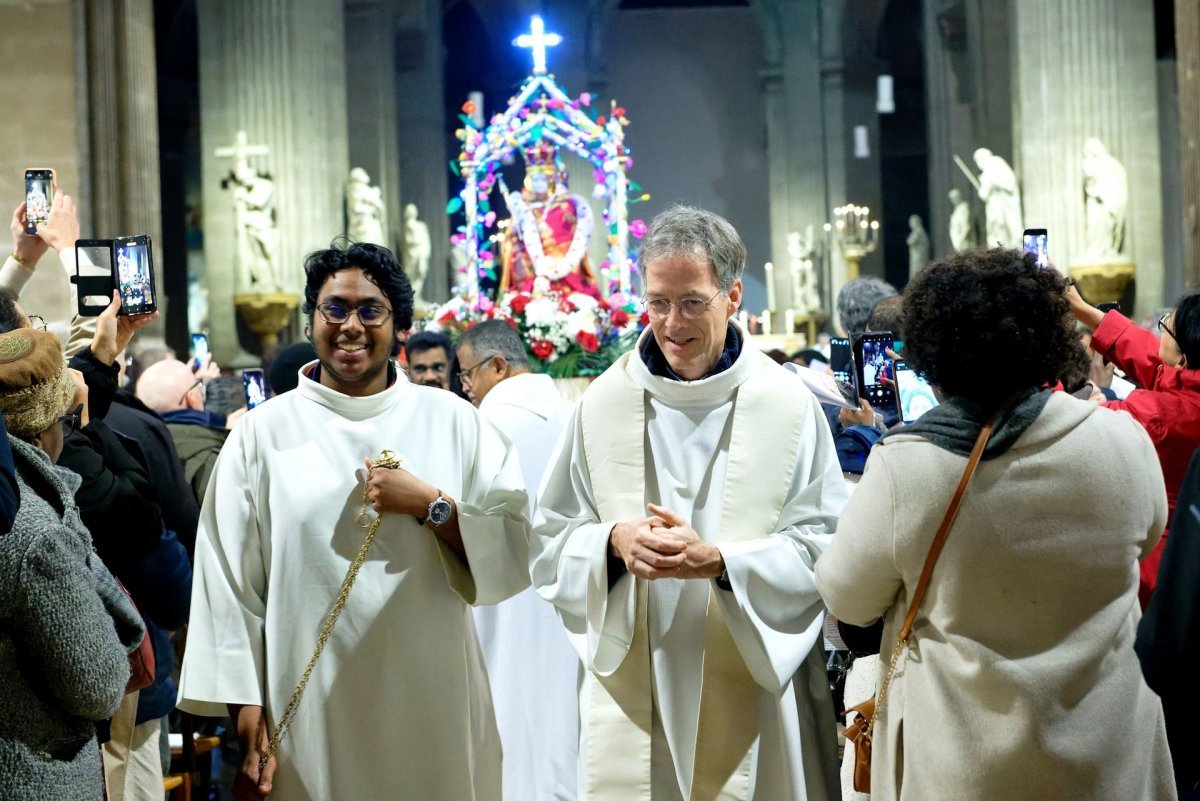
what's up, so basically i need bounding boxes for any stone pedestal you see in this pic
[236,292,301,349]
[1011,0,1163,318]
[1069,261,1136,306]
[197,0,349,364]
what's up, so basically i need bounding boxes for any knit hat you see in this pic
[0,329,76,437]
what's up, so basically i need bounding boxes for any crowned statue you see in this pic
[500,140,599,298]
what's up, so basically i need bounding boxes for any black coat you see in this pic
[1136,447,1200,793]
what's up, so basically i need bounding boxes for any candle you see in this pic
[785,309,795,333]
[764,262,776,311]
[762,309,772,335]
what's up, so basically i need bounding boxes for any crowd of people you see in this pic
[1,191,1193,801]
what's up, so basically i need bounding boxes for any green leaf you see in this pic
[449,160,460,177]
[445,197,464,214]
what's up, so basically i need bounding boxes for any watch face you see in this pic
[428,497,453,526]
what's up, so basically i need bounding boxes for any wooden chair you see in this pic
[166,712,222,801]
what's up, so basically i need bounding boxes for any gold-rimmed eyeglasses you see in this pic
[642,289,723,321]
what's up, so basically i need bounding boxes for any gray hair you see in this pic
[837,276,897,335]
[637,205,746,292]
[458,319,530,370]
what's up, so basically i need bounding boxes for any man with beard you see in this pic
[405,330,453,390]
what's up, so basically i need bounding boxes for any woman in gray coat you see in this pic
[816,249,1176,800]
[0,329,144,801]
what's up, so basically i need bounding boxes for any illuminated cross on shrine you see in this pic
[513,15,562,75]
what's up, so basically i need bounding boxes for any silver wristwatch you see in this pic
[422,491,453,527]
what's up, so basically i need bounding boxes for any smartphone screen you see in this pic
[191,333,209,370]
[829,337,852,385]
[24,169,54,235]
[243,369,267,409]
[1022,228,1049,270]
[895,360,939,423]
[115,236,156,315]
[854,332,896,408]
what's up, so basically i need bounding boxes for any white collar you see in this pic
[627,318,756,406]
[296,359,410,420]
[479,372,567,420]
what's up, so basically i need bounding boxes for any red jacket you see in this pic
[1092,310,1200,605]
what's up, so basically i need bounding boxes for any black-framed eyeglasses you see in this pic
[456,355,496,385]
[27,314,46,331]
[316,302,393,327]
[1158,313,1177,341]
[178,377,205,406]
[57,404,83,434]
[642,289,724,321]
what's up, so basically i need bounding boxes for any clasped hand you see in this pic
[610,503,723,581]
[361,456,435,518]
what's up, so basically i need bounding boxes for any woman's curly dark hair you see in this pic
[902,248,1076,406]
[302,240,414,334]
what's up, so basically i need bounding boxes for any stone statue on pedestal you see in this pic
[786,227,820,316]
[1081,138,1128,259]
[402,203,432,301]
[907,215,931,278]
[947,188,976,252]
[970,148,1022,247]
[346,168,387,247]
[216,131,280,292]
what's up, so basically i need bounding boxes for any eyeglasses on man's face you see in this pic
[316,302,393,327]
[456,355,496,386]
[178,377,206,406]
[642,289,724,321]
[57,404,83,434]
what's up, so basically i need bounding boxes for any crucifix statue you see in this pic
[216,131,280,292]
[513,15,562,75]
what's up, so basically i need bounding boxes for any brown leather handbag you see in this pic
[115,579,156,694]
[842,417,994,793]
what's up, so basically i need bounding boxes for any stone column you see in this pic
[83,0,166,340]
[922,0,1013,258]
[197,0,349,364]
[1011,0,1163,317]
[754,0,847,330]
[1177,0,1200,289]
[395,0,449,304]
[345,0,402,255]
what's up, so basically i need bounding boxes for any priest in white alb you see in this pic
[531,206,848,801]
[178,242,531,801]
[457,318,581,801]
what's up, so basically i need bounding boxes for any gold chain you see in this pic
[259,450,402,773]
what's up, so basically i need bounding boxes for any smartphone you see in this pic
[1097,302,1121,315]
[23,168,55,235]
[242,368,267,409]
[114,236,156,315]
[191,332,209,370]
[894,360,939,423]
[1022,228,1050,270]
[829,337,852,385]
[853,331,896,409]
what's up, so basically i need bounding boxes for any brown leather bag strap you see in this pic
[896,415,995,642]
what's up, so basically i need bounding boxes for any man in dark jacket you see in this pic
[135,358,242,504]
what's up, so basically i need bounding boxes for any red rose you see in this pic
[576,331,600,353]
[531,339,555,360]
[437,310,457,324]
[510,294,530,314]
[610,309,630,327]
[505,317,519,330]
[639,312,651,327]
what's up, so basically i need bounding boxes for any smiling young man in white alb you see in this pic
[177,242,531,801]
[531,205,849,801]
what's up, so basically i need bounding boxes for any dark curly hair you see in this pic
[1169,290,1200,367]
[302,240,413,334]
[902,248,1076,407]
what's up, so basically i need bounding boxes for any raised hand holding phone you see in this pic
[23,168,55,236]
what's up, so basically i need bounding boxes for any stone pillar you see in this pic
[922,0,1013,258]
[83,0,166,340]
[1177,0,1200,289]
[754,0,847,330]
[345,0,402,255]
[1011,0,1163,317]
[197,0,349,364]
[395,0,449,304]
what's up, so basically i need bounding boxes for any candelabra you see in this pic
[823,204,879,281]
